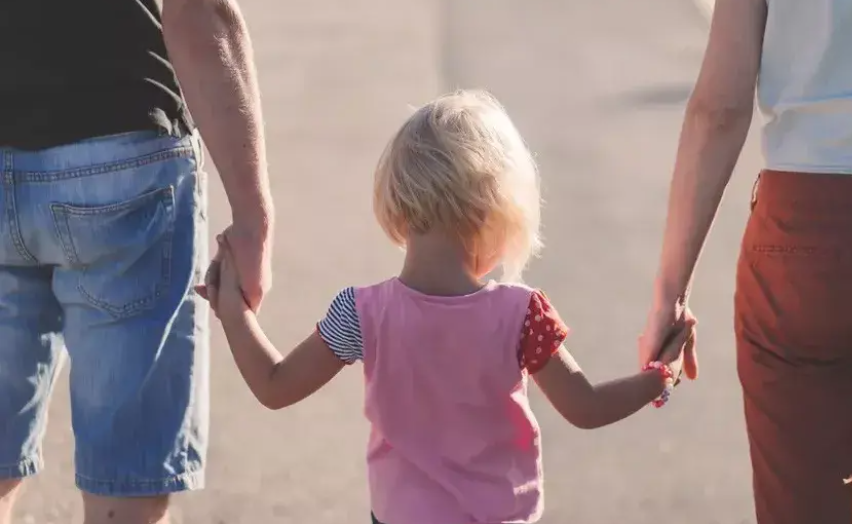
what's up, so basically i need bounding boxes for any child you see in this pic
[201,90,694,524]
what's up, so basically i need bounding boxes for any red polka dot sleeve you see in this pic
[519,290,570,374]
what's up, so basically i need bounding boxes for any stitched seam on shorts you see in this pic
[3,156,38,263]
[14,147,193,182]
[75,465,204,484]
[75,469,204,496]
[50,206,80,266]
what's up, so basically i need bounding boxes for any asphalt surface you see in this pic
[14,0,767,522]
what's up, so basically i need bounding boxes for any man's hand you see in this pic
[208,234,252,318]
[196,221,272,312]
[223,221,272,312]
[639,303,699,381]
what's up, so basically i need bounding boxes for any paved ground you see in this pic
[14,0,766,522]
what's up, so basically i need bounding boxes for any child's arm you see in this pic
[211,235,346,410]
[220,312,345,410]
[522,289,691,429]
[532,346,674,430]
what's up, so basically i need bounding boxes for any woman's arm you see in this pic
[653,0,767,308]
[639,0,768,371]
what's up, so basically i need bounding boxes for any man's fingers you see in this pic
[208,277,220,312]
[199,237,226,309]
[218,234,242,273]
[238,282,263,312]
[220,232,264,312]
[195,284,209,300]
[219,231,235,250]
[245,292,263,312]
[216,236,237,279]
[205,257,221,286]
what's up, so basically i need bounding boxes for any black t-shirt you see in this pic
[0,0,193,150]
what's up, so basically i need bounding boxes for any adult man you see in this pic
[0,0,273,523]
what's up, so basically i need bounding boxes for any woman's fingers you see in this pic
[660,319,696,360]
[683,330,699,380]
[677,307,698,379]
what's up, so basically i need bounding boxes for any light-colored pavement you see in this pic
[15,0,763,522]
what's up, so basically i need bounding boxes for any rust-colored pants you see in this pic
[736,170,852,524]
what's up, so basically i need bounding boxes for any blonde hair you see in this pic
[374,89,542,282]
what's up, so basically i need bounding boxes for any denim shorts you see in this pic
[0,130,209,496]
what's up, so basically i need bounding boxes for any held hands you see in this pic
[195,234,250,318]
[650,314,697,384]
[639,301,699,381]
[196,222,273,313]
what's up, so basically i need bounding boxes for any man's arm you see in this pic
[162,0,273,307]
[162,0,271,225]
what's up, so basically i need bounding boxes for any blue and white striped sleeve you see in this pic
[317,287,364,364]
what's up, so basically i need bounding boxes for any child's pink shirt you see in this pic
[317,278,569,524]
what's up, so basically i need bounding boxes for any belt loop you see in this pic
[2,149,11,184]
[750,171,762,212]
[172,118,185,139]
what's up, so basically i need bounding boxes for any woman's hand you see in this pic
[639,303,698,380]
[654,314,697,383]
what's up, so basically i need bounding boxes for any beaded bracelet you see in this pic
[643,361,675,408]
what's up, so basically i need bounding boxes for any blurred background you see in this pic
[16,0,766,522]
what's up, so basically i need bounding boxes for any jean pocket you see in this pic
[51,186,176,318]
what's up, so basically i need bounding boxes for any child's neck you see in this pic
[399,232,485,297]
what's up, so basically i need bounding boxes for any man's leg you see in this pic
[44,131,209,524]
[0,265,64,524]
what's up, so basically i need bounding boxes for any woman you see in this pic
[638,0,852,523]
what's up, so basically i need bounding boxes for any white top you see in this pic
[757,0,852,173]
